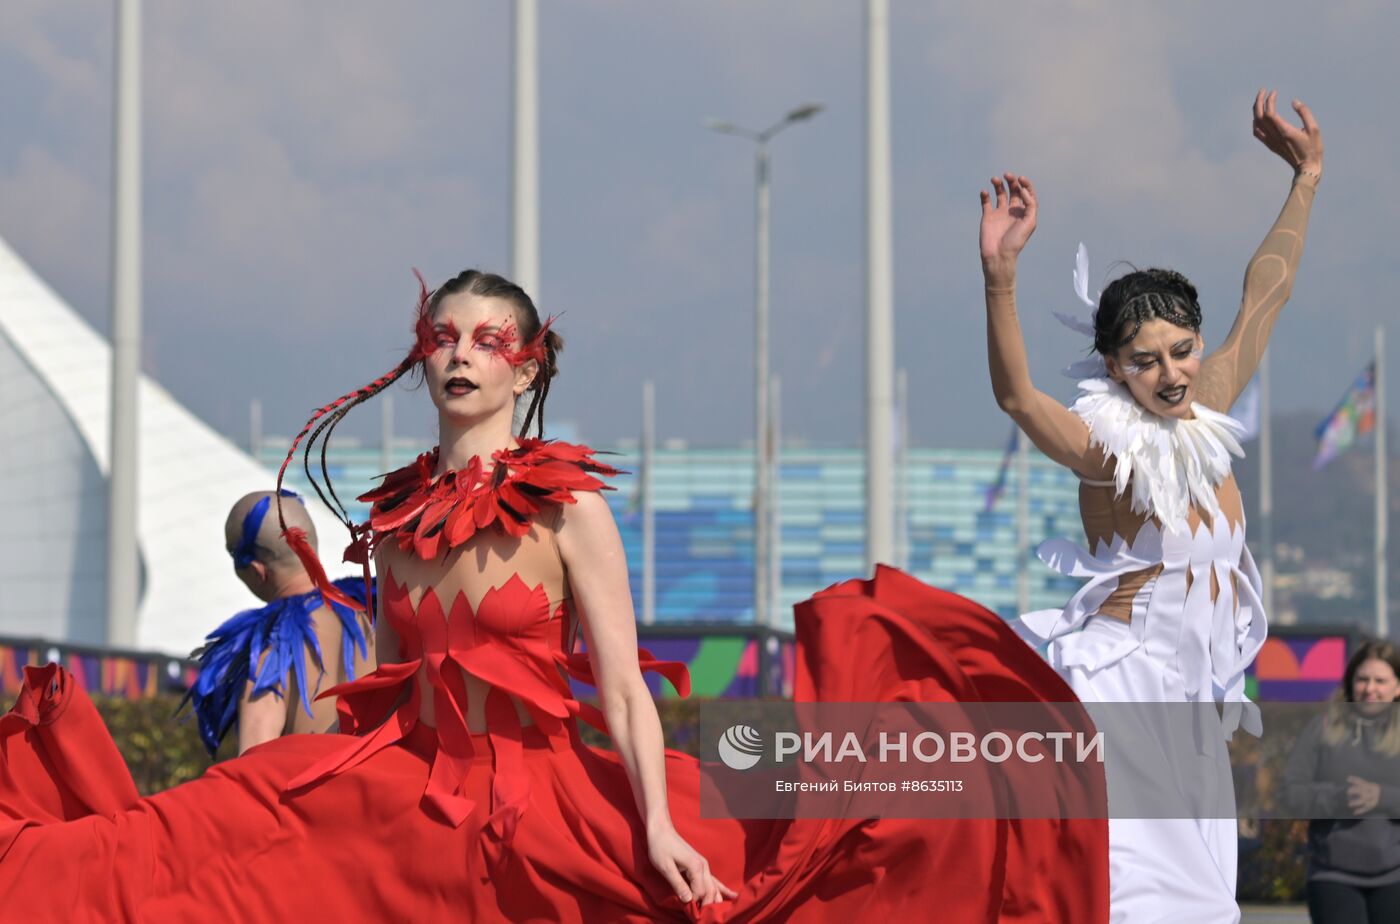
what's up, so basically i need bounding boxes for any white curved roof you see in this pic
[0,235,349,655]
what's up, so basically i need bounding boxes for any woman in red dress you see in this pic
[0,269,1106,922]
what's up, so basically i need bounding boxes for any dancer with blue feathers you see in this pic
[183,489,375,756]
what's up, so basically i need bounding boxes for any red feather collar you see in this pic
[355,439,619,561]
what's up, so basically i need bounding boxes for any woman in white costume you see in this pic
[978,89,1323,922]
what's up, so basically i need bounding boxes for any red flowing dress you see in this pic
[0,441,1107,923]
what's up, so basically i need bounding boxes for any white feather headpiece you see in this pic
[1053,243,1106,378]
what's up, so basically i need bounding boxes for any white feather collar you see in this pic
[1071,377,1246,531]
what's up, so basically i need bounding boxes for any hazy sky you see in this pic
[1,1,1394,453]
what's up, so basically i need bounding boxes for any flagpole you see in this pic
[249,399,262,459]
[642,380,656,626]
[511,0,540,299]
[1015,431,1030,616]
[1377,326,1388,638]
[381,393,394,476]
[1260,350,1274,618]
[770,374,782,626]
[896,368,909,569]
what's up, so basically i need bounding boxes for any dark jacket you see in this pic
[1281,711,1400,879]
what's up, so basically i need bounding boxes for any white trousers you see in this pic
[1054,617,1241,924]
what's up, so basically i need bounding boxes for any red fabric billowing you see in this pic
[0,664,139,861]
[0,568,1107,922]
[796,567,1110,924]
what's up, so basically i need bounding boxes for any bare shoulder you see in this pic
[556,491,616,530]
[554,492,624,565]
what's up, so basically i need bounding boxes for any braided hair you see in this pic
[1092,268,1203,356]
[272,269,560,613]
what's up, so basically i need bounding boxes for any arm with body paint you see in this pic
[1198,90,1323,412]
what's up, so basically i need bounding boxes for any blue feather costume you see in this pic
[183,577,372,757]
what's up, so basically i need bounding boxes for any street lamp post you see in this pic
[865,0,895,571]
[511,0,539,299]
[706,104,823,628]
[107,0,142,647]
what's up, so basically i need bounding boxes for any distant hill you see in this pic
[1235,411,1390,633]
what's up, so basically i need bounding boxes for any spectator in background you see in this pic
[1282,640,1400,923]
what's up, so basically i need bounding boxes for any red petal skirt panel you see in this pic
[0,568,1107,923]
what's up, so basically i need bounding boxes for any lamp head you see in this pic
[785,103,824,123]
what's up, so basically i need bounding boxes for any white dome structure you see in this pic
[0,236,350,655]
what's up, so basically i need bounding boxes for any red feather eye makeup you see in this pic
[469,320,515,359]
[413,317,460,359]
[416,318,544,367]
[467,318,551,368]
[437,321,462,350]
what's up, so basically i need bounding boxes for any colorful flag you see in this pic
[1313,363,1376,470]
[984,426,1020,512]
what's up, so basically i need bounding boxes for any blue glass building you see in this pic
[262,442,1085,628]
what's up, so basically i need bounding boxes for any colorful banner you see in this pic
[1,629,796,705]
[1246,631,1353,702]
[571,629,796,700]
[0,638,184,701]
[5,627,1338,705]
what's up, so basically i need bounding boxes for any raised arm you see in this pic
[556,492,735,910]
[1198,90,1323,411]
[981,174,1113,481]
